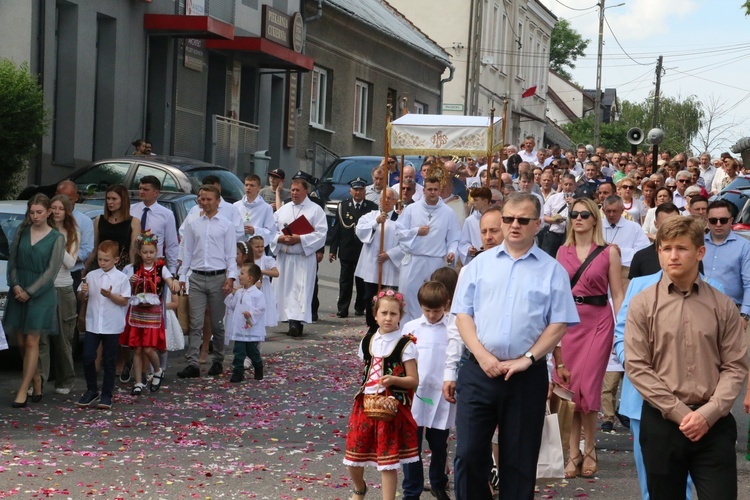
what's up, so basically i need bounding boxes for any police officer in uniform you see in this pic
[329,177,378,318]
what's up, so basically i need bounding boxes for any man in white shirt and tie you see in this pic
[130,175,180,272]
[177,184,239,379]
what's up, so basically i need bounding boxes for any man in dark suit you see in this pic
[329,178,378,317]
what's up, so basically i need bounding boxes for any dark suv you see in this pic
[18,156,245,203]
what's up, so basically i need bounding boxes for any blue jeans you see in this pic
[402,426,450,499]
[82,332,120,398]
[232,341,262,371]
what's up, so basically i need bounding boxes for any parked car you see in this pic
[83,191,198,232]
[313,155,425,229]
[0,201,103,349]
[709,175,750,219]
[17,156,245,204]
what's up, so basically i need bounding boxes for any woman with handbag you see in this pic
[555,197,624,479]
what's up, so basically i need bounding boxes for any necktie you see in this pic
[141,207,149,231]
[610,223,616,229]
[355,203,360,211]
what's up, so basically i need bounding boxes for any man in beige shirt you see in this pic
[624,217,748,499]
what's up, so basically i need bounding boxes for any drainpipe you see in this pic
[304,0,323,23]
[34,0,46,185]
[438,65,455,115]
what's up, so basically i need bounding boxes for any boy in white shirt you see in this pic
[225,262,266,383]
[76,241,131,410]
[401,281,456,500]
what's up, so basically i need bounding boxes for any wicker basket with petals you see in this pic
[363,382,399,421]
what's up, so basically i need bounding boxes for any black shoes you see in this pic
[431,489,451,500]
[336,311,348,318]
[97,395,112,410]
[230,369,244,383]
[11,398,28,408]
[289,321,303,337]
[354,310,365,316]
[207,361,223,376]
[177,365,200,378]
[76,391,100,407]
[254,365,264,381]
[616,412,631,430]
[601,421,614,433]
[119,362,132,383]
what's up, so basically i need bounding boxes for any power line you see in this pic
[603,15,650,66]
[554,0,598,11]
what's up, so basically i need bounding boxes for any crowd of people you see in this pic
[3,137,750,499]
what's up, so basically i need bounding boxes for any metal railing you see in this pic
[211,115,260,175]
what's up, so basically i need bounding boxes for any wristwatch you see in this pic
[741,313,750,321]
[524,351,536,364]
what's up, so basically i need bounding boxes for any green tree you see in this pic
[0,59,47,200]
[618,93,704,154]
[549,19,590,80]
[561,115,631,152]
[744,1,750,15]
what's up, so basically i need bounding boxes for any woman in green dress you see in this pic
[4,194,65,407]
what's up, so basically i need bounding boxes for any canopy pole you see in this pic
[398,97,408,211]
[378,103,392,292]
[486,107,496,188]
[500,98,509,176]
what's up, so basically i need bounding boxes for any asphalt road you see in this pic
[1,259,749,499]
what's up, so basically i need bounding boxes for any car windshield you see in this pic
[323,158,381,184]
[0,213,25,260]
[186,169,245,203]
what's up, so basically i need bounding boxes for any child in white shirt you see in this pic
[76,241,131,410]
[224,262,266,382]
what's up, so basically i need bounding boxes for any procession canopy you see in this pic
[388,114,503,156]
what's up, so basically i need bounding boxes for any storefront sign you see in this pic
[285,72,298,148]
[291,13,304,53]
[262,6,291,47]
[442,103,464,112]
[184,38,204,72]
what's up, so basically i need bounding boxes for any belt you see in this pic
[192,269,226,276]
[573,294,609,306]
[467,352,545,366]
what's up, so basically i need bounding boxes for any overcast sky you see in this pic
[539,0,750,155]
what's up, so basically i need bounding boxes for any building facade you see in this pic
[297,0,452,177]
[388,0,556,150]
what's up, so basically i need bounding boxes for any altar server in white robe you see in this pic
[355,187,403,333]
[234,174,276,244]
[270,178,327,337]
[458,186,494,265]
[397,177,460,324]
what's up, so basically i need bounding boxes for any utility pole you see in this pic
[593,0,605,148]
[651,55,663,172]
[652,55,663,128]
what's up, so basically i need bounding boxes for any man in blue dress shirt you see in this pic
[703,199,750,329]
[451,192,579,499]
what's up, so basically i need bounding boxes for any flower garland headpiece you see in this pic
[238,241,249,255]
[372,288,405,307]
[137,229,159,246]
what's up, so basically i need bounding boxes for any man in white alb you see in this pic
[234,174,275,244]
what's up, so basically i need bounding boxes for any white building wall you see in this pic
[0,2,33,65]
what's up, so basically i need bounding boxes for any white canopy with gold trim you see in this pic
[388,114,503,156]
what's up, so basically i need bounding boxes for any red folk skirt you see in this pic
[343,394,419,471]
[119,305,166,350]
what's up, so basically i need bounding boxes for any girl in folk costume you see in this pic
[249,235,279,327]
[343,289,419,500]
[120,230,180,395]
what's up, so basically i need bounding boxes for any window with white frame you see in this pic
[354,80,370,136]
[516,21,524,78]
[414,101,427,114]
[310,66,328,127]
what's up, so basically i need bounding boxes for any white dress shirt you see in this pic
[233,195,275,245]
[130,201,180,271]
[179,212,239,281]
[78,267,131,334]
[700,165,716,190]
[601,216,650,267]
[519,149,537,164]
[543,191,572,234]
[186,197,244,242]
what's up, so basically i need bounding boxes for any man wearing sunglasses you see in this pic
[703,200,750,330]
[452,192,578,499]
[672,171,692,211]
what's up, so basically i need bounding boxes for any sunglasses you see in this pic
[569,210,592,220]
[619,163,627,167]
[708,217,731,225]
[621,185,635,190]
[666,185,677,189]
[491,199,501,204]
[501,216,537,225]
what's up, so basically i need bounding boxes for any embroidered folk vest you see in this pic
[356,331,414,406]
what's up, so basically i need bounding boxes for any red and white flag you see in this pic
[521,85,537,98]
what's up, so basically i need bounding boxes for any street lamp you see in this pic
[593,1,625,148]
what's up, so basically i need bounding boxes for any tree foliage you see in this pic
[618,94,703,154]
[549,19,590,80]
[744,1,750,15]
[0,59,47,200]
[561,114,631,152]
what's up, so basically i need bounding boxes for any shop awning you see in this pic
[143,14,234,40]
[205,37,314,72]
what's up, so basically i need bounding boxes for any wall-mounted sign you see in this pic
[442,103,464,112]
[262,6,291,47]
[285,72,298,148]
[184,38,204,72]
[291,13,304,53]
